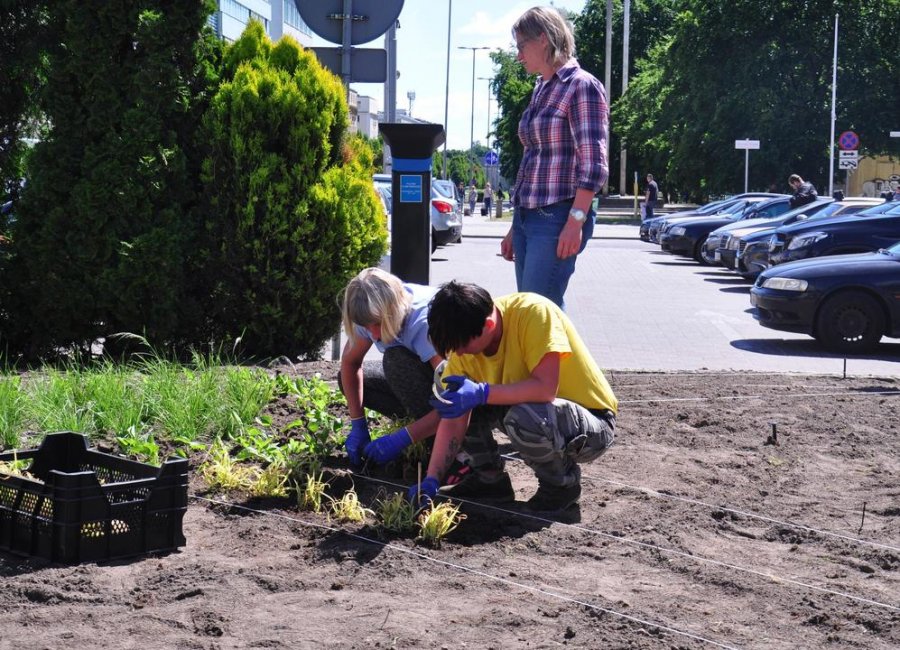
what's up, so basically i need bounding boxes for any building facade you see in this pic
[208,0,313,46]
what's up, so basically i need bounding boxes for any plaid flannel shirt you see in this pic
[512,59,609,209]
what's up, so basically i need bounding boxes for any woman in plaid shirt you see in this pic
[501,6,609,309]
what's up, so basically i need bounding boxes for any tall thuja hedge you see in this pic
[197,21,387,359]
[5,0,220,359]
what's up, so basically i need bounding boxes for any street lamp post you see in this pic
[477,76,494,149]
[442,0,452,179]
[459,46,490,150]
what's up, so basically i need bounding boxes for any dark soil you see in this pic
[1,363,898,649]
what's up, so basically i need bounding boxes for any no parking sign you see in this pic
[838,131,859,150]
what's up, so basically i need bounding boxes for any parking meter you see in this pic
[378,123,445,284]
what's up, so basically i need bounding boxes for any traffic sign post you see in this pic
[734,139,760,193]
[296,0,404,85]
[483,150,499,166]
[837,130,859,150]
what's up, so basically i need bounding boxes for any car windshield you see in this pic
[433,181,455,199]
[776,199,833,222]
[888,241,900,254]
[695,199,728,215]
[855,201,900,216]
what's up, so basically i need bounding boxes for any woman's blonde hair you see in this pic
[341,268,412,345]
[512,6,575,68]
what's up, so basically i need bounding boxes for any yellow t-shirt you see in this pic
[444,293,618,414]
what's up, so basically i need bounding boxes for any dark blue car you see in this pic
[751,242,900,353]
[768,200,900,267]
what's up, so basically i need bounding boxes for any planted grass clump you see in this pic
[376,491,418,534]
[417,500,466,548]
[328,488,374,523]
[297,472,329,513]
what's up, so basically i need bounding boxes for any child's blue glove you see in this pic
[407,476,440,507]
[344,417,370,466]
[363,427,413,464]
[430,375,489,419]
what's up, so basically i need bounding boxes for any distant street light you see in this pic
[459,45,490,150]
[442,1,452,178]
[477,76,494,149]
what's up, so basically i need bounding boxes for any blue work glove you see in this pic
[407,476,440,508]
[345,417,370,467]
[429,375,490,419]
[363,427,413,464]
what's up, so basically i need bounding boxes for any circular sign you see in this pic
[295,0,404,46]
[838,131,859,150]
[483,151,499,166]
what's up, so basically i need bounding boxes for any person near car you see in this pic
[502,6,609,309]
[339,268,501,481]
[892,185,900,202]
[644,174,659,221]
[788,174,818,208]
[468,182,477,216]
[406,280,618,513]
[483,182,493,215]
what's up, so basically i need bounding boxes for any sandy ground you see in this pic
[1,365,898,649]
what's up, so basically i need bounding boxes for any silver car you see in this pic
[374,174,462,253]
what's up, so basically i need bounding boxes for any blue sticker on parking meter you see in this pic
[399,175,422,203]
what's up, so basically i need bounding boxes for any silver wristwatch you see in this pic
[568,208,586,222]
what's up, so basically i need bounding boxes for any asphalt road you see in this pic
[418,217,900,376]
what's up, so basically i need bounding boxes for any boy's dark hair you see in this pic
[428,281,494,356]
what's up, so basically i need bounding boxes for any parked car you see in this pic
[714,198,838,274]
[767,198,896,268]
[661,195,791,264]
[648,193,783,243]
[724,198,879,280]
[639,198,730,242]
[373,174,462,253]
[750,242,900,353]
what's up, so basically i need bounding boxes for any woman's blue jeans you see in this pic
[512,200,594,309]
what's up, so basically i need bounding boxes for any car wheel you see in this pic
[431,228,438,254]
[695,237,714,265]
[815,292,885,353]
[694,237,716,266]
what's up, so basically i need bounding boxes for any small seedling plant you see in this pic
[376,491,418,534]
[328,488,374,523]
[296,472,328,513]
[416,500,466,548]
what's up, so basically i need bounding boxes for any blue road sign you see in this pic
[483,150,499,166]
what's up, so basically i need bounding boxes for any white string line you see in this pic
[607,370,899,380]
[191,494,740,650]
[499,453,898,551]
[616,389,900,404]
[354,474,900,613]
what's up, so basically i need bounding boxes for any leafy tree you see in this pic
[4,0,221,359]
[196,21,386,359]
[0,0,51,197]
[613,0,900,198]
[574,0,678,193]
[490,50,534,184]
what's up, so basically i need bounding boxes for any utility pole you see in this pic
[459,46,490,150]
[619,0,631,196]
[442,0,452,179]
[604,0,612,196]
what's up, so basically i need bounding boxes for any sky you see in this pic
[307,1,588,151]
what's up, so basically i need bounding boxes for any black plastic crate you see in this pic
[0,432,187,563]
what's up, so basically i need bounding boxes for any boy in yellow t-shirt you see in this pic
[410,281,617,512]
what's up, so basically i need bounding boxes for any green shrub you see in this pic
[3,1,220,360]
[196,21,386,359]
